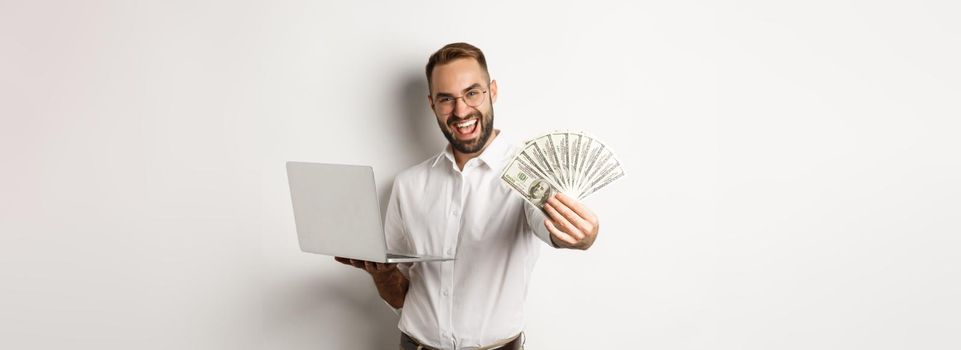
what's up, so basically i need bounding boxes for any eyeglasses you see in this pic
[433,88,488,114]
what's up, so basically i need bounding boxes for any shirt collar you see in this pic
[430,130,510,169]
[430,146,454,168]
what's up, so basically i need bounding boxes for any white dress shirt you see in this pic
[384,130,555,349]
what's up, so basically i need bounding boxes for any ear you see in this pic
[489,79,498,104]
[427,93,434,109]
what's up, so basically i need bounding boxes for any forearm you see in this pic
[371,268,409,309]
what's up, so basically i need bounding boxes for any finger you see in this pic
[544,202,584,240]
[545,219,577,246]
[555,193,598,225]
[349,259,366,269]
[548,196,594,235]
[364,261,377,272]
[549,195,592,230]
[334,257,351,265]
[545,203,585,240]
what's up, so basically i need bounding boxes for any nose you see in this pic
[452,97,472,117]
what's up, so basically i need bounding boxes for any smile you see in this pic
[456,118,476,129]
[451,117,480,139]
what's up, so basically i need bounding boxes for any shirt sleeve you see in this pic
[524,200,559,248]
[383,179,412,314]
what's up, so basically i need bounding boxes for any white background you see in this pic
[2,0,959,349]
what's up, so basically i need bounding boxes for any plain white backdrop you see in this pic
[2,0,959,349]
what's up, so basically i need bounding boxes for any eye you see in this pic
[466,90,480,97]
[437,96,453,103]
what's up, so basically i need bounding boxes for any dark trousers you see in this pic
[400,332,524,350]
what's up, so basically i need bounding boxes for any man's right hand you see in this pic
[334,256,409,309]
[334,256,398,280]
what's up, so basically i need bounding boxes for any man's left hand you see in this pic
[543,193,599,250]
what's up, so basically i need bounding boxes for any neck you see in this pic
[452,129,499,170]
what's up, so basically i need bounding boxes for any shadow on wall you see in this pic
[272,71,438,350]
[378,71,445,217]
[399,70,443,161]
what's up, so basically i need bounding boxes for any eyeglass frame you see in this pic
[431,85,490,114]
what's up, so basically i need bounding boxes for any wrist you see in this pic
[370,266,399,282]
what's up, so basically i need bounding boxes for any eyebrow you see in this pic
[435,83,484,98]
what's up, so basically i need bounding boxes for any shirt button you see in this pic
[451,209,458,216]
[443,289,449,296]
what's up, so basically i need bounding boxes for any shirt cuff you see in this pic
[524,200,559,248]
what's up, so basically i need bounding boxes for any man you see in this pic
[335,42,600,350]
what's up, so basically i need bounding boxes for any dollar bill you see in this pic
[529,135,563,189]
[502,130,623,204]
[581,167,625,199]
[580,147,613,195]
[543,134,566,189]
[555,132,570,190]
[501,153,563,211]
[570,133,583,192]
[577,138,606,196]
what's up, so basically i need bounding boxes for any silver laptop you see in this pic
[286,161,452,263]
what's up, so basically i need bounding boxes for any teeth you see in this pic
[456,119,477,128]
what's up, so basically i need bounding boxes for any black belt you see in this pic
[401,332,523,350]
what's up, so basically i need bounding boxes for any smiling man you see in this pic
[335,42,601,350]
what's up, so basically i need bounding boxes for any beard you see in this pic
[437,108,495,154]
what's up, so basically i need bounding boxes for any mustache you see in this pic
[447,113,483,127]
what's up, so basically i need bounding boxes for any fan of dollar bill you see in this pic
[500,131,624,210]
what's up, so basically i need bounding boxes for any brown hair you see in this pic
[425,42,490,94]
